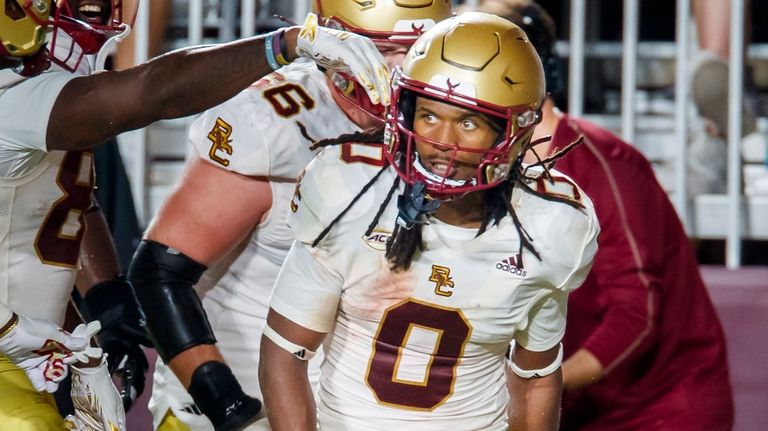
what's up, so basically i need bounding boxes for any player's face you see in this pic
[412,96,500,183]
[66,0,111,26]
[375,41,409,70]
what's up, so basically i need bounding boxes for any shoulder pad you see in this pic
[516,168,600,292]
[288,143,390,244]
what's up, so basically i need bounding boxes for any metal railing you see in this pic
[566,0,748,268]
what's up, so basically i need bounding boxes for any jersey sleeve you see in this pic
[187,94,273,177]
[287,146,376,246]
[269,240,343,333]
[0,72,74,174]
[514,289,569,352]
[554,203,600,293]
[532,170,601,293]
[514,173,601,351]
[187,65,330,179]
[286,156,332,246]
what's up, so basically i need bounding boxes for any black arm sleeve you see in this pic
[127,239,214,362]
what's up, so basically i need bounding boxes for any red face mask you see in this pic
[41,0,136,72]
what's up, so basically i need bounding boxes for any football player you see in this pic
[258,13,599,430]
[1,0,391,428]
[126,1,454,430]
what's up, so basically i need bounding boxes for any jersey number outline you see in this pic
[34,151,93,268]
[366,298,472,411]
[534,175,583,206]
[340,143,387,167]
[263,83,316,118]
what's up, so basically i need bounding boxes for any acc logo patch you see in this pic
[362,228,391,251]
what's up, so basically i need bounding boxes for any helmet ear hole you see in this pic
[397,89,418,130]
[6,0,26,20]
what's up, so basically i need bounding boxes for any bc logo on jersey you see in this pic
[429,265,455,297]
[207,117,234,167]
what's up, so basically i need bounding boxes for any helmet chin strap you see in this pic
[396,181,441,230]
[94,24,132,71]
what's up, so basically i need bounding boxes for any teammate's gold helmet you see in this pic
[312,0,454,45]
[0,0,51,57]
[1,0,137,75]
[385,12,546,196]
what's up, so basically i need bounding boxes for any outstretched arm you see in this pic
[47,14,390,151]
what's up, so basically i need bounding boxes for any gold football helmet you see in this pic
[385,11,546,196]
[0,0,51,57]
[1,0,136,75]
[312,0,454,45]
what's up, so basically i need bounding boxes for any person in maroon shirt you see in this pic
[471,1,734,429]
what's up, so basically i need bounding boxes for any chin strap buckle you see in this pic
[396,181,441,229]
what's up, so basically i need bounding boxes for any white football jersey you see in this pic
[0,68,92,325]
[187,60,358,344]
[271,143,600,430]
[0,69,76,177]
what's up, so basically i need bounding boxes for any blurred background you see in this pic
[97,1,767,429]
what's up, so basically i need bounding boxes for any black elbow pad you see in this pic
[127,239,214,362]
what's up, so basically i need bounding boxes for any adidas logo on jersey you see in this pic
[362,229,391,251]
[496,255,527,277]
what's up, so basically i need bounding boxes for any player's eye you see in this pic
[460,119,478,131]
[421,112,438,124]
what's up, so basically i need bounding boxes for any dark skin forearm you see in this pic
[259,337,316,431]
[507,367,562,431]
[47,27,299,151]
[506,344,563,431]
[75,205,122,295]
[259,309,324,431]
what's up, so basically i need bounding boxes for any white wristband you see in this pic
[508,343,563,379]
[262,323,316,361]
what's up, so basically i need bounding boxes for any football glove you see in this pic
[78,275,151,412]
[296,13,391,107]
[65,356,127,431]
[0,314,95,392]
